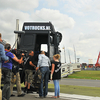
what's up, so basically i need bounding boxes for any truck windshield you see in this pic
[41,44,48,52]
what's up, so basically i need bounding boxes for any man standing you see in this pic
[0,43,9,100]
[2,44,23,100]
[36,51,51,98]
[24,51,36,93]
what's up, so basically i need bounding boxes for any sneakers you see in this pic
[51,96,60,98]
[27,89,33,94]
[24,87,27,93]
[11,94,15,97]
[17,93,25,97]
[39,96,44,99]
[51,96,57,98]
[24,87,33,94]
[11,94,25,97]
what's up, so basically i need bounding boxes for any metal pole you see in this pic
[15,19,19,49]
[68,50,71,63]
[63,46,66,63]
[73,45,76,63]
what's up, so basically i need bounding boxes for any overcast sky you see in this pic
[0,0,100,64]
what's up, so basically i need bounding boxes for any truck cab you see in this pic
[14,22,62,65]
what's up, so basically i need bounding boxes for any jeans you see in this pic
[53,80,60,97]
[2,67,12,100]
[39,67,49,97]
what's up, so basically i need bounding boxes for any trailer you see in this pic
[71,63,81,72]
[61,63,73,77]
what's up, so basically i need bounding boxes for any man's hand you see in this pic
[21,53,24,57]
[34,65,36,68]
[4,60,9,63]
[36,67,39,71]
[18,53,24,64]
[18,59,23,64]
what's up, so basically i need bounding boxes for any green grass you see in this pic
[48,84,100,97]
[67,70,100,80]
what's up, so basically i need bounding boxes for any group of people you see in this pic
[0,33,61,100]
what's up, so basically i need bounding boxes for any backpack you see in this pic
[32,69,42,88]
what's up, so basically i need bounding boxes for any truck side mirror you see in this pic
[14,31,25,34]
[56,32,62,45]
[50,36,53,44]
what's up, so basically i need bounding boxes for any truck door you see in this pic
[20,33,36,51]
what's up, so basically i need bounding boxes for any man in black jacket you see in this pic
[24,51,36,93]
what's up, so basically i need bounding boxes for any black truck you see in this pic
[14,22,62,63]
[14,21,62,91]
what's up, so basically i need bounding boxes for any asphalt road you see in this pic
[9,79,100,100]
[10,92,91,100]
[49,78,100,87]
[10,94,70,100]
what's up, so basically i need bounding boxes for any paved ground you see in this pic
[49,79,100,87]
[10,91,100,100]
[8,79,100,100]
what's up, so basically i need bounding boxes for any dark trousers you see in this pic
[2,67,11,100]
[39,67,49,97]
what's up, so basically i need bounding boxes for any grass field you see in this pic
[48,84,100,97]
[67,70,100,80]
